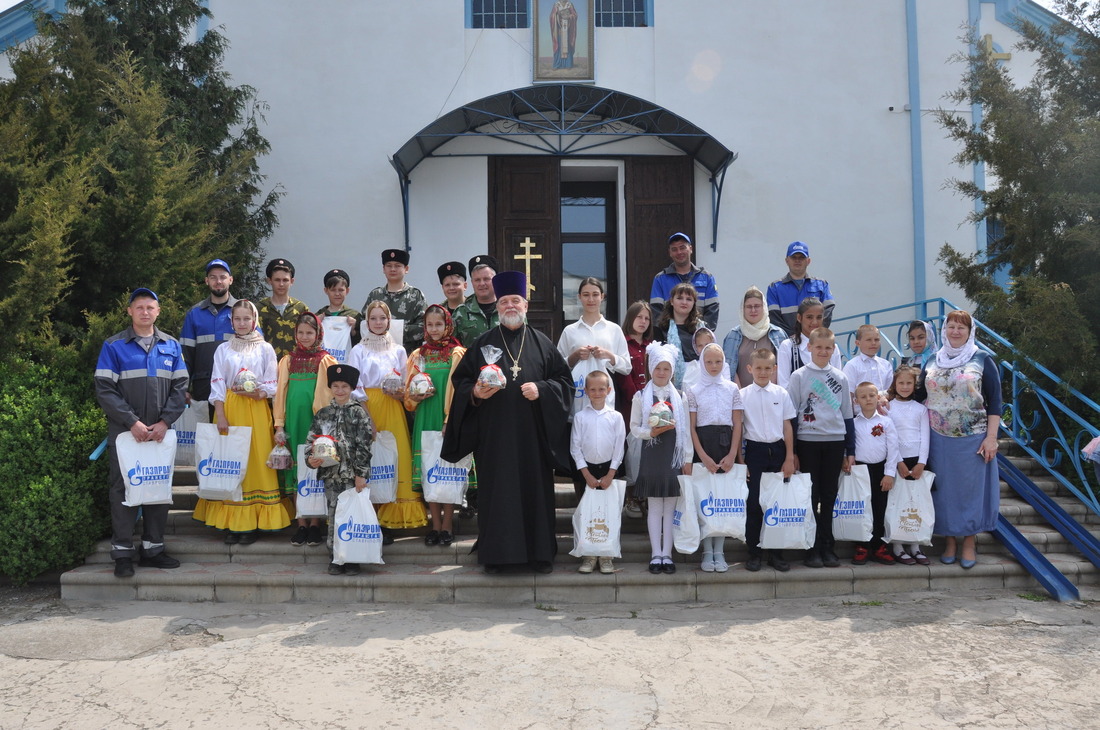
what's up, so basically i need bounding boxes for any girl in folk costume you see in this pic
[405,304,467,546]
[630,342,693,574]
[194,300,292,542]
[687,343,744,572]
[348,301,425,534]
[273,312,336,547]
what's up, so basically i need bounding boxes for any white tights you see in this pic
[647,497,676,558]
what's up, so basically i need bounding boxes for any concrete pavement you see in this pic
[0,586,1097,728]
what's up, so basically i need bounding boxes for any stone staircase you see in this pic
[61,441,1100,603]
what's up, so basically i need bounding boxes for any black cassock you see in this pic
[442,324,573,565]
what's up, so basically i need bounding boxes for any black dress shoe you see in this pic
[661,560,676,574]
[804,551,824,569]
[381,527,395,546]
[424,530,440,546]
[239,531,259,545]
[114,558,135,578]
[224,530,240,545]
[343,562,360,576]
[439,530,454,546]
[745,555,762,572]
[648,559,663,574]
[767,554,791,573]
[139,552,180,569]
[821,549,840,568]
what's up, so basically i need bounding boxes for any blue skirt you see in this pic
[929,431,999,536]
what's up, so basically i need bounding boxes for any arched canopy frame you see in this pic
[390,84,737,251]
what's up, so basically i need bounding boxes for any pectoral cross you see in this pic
[514,237,542,298]
[510,362,522,378]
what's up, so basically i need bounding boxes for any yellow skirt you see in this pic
[365,387,428,529]
[192,392,293,533]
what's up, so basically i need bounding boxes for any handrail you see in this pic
[833,298,1100,516]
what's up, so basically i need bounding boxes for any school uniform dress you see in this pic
[925,352,1002,536]
[629,385,683,498]
[348,337,425,528]
[193,341,293,533]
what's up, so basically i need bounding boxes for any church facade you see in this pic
[0,0,1059,339]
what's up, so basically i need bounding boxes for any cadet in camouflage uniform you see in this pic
[256,258,311,360]
[363,249,425,354]
[305,363,375,575]
[452,254,500,348]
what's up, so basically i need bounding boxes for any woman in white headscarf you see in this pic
[722,286,788,387]
[629,342,692,574]
[924,310,1002,569]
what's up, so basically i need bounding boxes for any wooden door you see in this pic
[624,156,696,312]
[488,156,562,341]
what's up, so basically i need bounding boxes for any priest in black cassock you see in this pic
[442,271,573,574]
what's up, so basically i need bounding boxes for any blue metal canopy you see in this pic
[390,84,737,250]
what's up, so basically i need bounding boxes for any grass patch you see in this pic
[1017,592,1050,602]
[843,600,885,607]
[535,603,559,612]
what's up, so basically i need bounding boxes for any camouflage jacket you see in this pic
[257,296,310,361]
[452,299,500,349]
[306,399,374,484]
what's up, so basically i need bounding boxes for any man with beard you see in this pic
[442,272,573,574]
[181,259,239,414]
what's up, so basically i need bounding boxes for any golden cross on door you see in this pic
[513,236,542,299]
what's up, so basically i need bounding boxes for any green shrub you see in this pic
[0,360,109,583]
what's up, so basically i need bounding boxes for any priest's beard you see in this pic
[500,312,526,329]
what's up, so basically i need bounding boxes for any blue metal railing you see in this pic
[833,298,1100,517]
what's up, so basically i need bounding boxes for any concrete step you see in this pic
[60,552,1099,604]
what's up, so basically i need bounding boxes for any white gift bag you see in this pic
[672,474,702,554]
[694,465,749,541]
[832,464,874,542]
[295,444,327,518]
[194,422,251,502]
[323,316,352,363]
[569,358,614,416]
[420,430,472,505]
[115,431,178,507]
[171,406,198,466]
[569,479,626,558]
[884,470,936,545]
[369,431,399,504]
[332,488,384,565]
[623,433,642,487]
[758,472,817,550]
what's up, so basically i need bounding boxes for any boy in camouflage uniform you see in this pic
[306,363,375,575]
[363,249,425,354]
[257,258,310,360]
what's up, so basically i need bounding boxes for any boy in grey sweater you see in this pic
[786,328,855,568]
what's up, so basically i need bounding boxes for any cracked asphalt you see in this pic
[0,586,1097,728]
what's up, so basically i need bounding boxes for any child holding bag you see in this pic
[570,370,626,574]
[273,312,336,547]
[405,304,466,547]
[686,343,744,572]
[306,363,375,575]
[886,365,931,565]
[850,382,900,565]
[349,301,424,537]
[630,342,693,574]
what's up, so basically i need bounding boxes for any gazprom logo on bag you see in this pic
[426,464,467,485]
[573,377,584,399]
[672,507,685,526]
[176,429,196,447]
[833,499,866,519]
[699,492,745,517]
[197,452,243,478]
[371,463,396,482]
[329,347,347,361]
[764,501,807,526]
[127,460,172,487]
[337,517,382,543]
[297,476,324,498]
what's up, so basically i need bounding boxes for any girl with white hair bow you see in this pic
[629,342,693,574]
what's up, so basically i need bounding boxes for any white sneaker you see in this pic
[700,553,715,572]
[578,556,597,574]
[598,557,615,574]
[713,555,729,573]
[623,498,643,518]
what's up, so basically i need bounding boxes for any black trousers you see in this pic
[108,444,170,560]
[795,439,847,552]
[573,460,611,500]
[744,439,788,557]
[857,459,888,549]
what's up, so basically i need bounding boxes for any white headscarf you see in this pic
[739,293,772,342]
[641,342,693,468]
[694,342,730,389]
[935,314,979,369]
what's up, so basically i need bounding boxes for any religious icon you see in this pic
[533,0,594,83]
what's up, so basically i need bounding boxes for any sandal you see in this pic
[894,550,917,566]
[912,551,931,566]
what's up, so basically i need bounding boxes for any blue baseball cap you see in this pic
[129,287,158,303]
[668,232,692,246]
[205,258,231,275]
[786,241,810,257]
